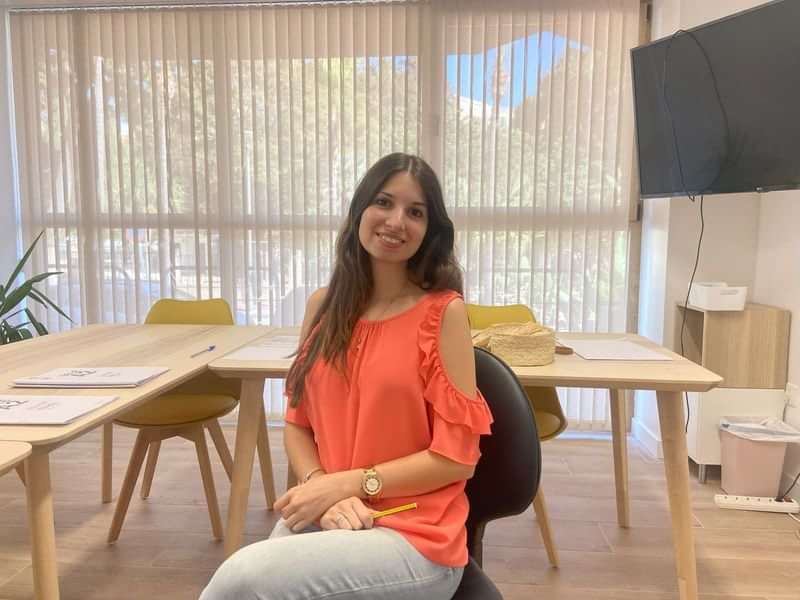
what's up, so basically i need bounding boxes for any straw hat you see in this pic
[472,321,556,366]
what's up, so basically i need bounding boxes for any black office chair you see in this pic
[452,347,542,600]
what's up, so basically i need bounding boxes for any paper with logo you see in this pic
[223,336,299,361]
[12,367,169,388]
[0,395,119,425]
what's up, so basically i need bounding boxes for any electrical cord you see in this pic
[679,195,704,433]
[777,471,800,502]
[661,29,732,433]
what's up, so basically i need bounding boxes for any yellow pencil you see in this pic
[372,502,418,519]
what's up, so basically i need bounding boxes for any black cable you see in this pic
[661,29,731,433]
[777,471,800,502]
[679,195,704,433]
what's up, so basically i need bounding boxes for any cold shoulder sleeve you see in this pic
[284,395,311,428]
[419,292,494,465]
[284,342,313,429]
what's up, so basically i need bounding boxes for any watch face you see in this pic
[365,476,381,494]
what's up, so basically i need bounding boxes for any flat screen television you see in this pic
[631,0,800,198]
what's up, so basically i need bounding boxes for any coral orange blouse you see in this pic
[284,289,494,567]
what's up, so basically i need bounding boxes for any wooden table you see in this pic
[0,324,270,600]
[211,329,722,600]
[0,441,31,477]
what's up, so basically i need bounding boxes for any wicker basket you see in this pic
[473,321,556,366]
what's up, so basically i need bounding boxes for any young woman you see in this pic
[201,153,493,599]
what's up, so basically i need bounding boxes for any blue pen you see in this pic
[190,345,216,358]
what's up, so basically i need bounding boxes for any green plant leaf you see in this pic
[2,323,23,343]
[26,271,63,285]
[0,281,33,318]
[4,230,44,291]
[25,308,48,336]
[17,327,33,340]
[0,283,5,302]
[28,289,72,322]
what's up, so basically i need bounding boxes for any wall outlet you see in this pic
[786,382,799,408]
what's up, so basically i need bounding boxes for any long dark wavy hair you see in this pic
[286,153,462,407]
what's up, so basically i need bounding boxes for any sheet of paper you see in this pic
[563,338,673,361]
[12,367,169,388]
[224,335,300,361]
[0,395,118,425]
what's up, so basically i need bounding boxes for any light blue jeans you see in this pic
[199,519,464,600]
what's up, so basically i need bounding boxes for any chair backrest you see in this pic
[466,347,541,563]
[466,303,535,330]
[145,298,234,325]
[144,298,238,397]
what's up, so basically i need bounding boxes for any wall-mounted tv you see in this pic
[631,0,800,198]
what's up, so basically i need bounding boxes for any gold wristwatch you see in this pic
[361,467,383,498]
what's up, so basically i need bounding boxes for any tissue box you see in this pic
[688,282,747,311]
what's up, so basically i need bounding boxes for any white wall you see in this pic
[753,192,800,500]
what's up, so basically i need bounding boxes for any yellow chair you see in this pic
[466,303,566,567]
[104,298,275,543]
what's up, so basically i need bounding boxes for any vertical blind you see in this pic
[9,0,639,428]
[438,0,639,428]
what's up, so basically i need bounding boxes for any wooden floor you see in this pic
[0,424,798,599]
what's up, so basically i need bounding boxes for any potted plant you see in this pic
[1,230,71,344]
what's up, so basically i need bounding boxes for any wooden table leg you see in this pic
[657,390,698,600]
[102,423,113,503]
[224,377,265,558]
[609,388,630,527]
[25,451,59,600]
[256,406,277,509]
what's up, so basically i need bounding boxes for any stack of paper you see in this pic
[12,367,169,389]
[0,395,118,425]
[563,339,673,361]
[223,336,299,361]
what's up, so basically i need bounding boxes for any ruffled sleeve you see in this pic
[419,291,494,465]
[284,395,311,428]
[284,337,313,429]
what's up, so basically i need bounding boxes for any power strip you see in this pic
[714,494,800,514]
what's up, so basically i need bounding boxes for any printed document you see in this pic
[0,395,118,425]
[12,367,169,388]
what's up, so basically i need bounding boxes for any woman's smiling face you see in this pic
[358,171,429,265]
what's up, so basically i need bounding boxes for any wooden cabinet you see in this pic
[675,303,791,481]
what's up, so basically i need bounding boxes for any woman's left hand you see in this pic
[320,496,375,531]
[274,471,356,532]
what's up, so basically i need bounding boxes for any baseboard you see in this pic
[632,416,663,459]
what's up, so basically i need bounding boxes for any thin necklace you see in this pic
[369,282,412,322]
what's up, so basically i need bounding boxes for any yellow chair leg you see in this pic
[140,440,161,499]
[207,419,234,480]
[189,427,224,540]
[108,430,150,544]
[533,487,559,568]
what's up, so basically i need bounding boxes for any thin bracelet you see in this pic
[302,467,323,484]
